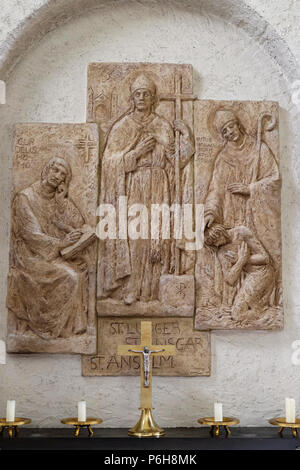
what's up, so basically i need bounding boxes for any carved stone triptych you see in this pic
[6,63,282,377]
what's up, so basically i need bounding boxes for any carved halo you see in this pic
[207,102,273,143]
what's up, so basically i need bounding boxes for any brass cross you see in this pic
[118,321,175,410]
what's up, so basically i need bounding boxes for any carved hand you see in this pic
[173,119,189,137]
[204,213,215,228]
[62,229,82,248]
[224,250,238,264]
[134,135,156,158]
[227,183,250,196]
[55,182,68,206]
[237,241,250,265]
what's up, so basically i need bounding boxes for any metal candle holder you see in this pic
[198,417,239,437]
[61,417,102,437]
[0,418,31,438]
[269,417,300,437]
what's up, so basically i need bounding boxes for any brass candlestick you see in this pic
[0,418,31,438]
[61,417,102,437]
[198,417,239,437]
[128,408,165,438]
[269,417,300,437]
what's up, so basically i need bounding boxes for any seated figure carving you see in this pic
[7,156,92,340]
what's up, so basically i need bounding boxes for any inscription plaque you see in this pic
[82,317,210,376]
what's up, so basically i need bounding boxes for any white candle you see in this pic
[214,402,223,422]
[285,398,296,423]
[78,400,86,422]
[6,400,16,422]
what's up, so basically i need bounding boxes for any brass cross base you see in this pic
[269,417,300,438]
[198,417,240,437]
[128,408,165,438]
[61,418,103,437]
[0,418,31,438]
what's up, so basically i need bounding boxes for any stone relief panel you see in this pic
[89,63,196,318]
[6,123,99,353]
[194,100,283,330]
[82,62,212,376]
[6,62,283,372]
[82,317,210,377]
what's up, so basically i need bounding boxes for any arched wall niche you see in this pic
[0,0,299,428]
[0,0,298,83]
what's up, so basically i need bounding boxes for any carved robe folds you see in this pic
[98,112,174,302]
[194,100,282,330]
[205,135,279,229]
[7,181,88,340]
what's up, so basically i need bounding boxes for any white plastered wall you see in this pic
[0,0,299,427]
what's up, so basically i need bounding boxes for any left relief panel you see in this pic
[6,123,99,354]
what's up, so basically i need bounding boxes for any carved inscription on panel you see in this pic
[194,100,283,330]
[6,124,99,353]
[82,318,210,376]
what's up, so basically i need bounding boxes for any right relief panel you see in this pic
[194,100,283,330]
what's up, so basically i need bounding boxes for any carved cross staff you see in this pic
[118,321,175,410]
[160,73,196,275]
